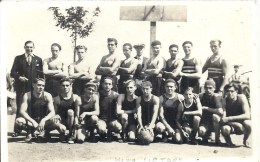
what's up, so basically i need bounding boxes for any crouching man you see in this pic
[136,81,159,144]
[96,77,122,142]
[15,78,55,142]
[221,83,251,147]
[52,77,81,144]
[76,82,99,143]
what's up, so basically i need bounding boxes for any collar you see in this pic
[25,53,34,57]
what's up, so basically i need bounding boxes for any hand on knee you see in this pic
[121,113,128,122]
[221,125,231,136]
[67,109,74,117]
[198,126,206,137]
[90,115,99,125]
[155,122,166,134]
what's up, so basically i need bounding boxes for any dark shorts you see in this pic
[223,121,245,135]
[45,77,61,97]
[147,76,163,97]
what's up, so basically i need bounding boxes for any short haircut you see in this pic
[169,44,179,50]
[123,43,132,50]
[141,81,152,88]
[164,79,178,89]
[107,38,118,46]
[124,79,136,87]
[151,40,161,46]
[210,39,222,46]
[224,83,240,92]
[204,78,216,88]
[184,87,193,93]
[103,76,113,83]
[75,45,87,52]
[85,82,97,90]
[51,43,62,50]
[182,41,193,47]
[33,78,45,84]
[60,77,73,85]
[24,40,34,47]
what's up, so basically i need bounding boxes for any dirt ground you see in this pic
[6,114,255,162]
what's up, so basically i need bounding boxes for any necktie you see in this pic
[27,54,31,66]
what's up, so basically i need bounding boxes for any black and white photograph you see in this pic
[1,1,259,162]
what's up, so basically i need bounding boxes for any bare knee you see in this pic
[155,122,166,134]
[243,120,251,130]
[221,125,231,136]
[16,117,26,127]
[213,114,221,123]
[97,120,107,134]
[128,131,136,142]
[120,113,128,122]
[198,126,207,137]
[110,121,122,133]
[67,109,74,117]
[193,115,201,123]
[183,126,192,134]
[90,115,99,125]
[174,132,183,144]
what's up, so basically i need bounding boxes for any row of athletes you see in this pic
[39,38,228,98]
[15,76,251,147]
[10,39,232,138]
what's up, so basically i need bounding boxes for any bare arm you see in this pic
[145,58,165,75]
[219,59,229,91]
[202,95,223,116]
[148,96,159,128]
[98,56,121,74]
[164,60,184,78]
[136,97,143,128]
[116,94,125,115]
[83,95,100,116]
[118,59,138,74]
[20,93,38,127]
[202,58,209,74]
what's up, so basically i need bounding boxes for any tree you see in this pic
[48,7,101,61]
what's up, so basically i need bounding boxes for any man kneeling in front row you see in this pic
[15,78,56,142]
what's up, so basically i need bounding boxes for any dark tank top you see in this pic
[56,94,75,119]
[29,92,48,122]
[225,95,244,117]
[162,94,181,124]
[182,96,197,113]
[141,95,155,125]
[99,91,118,121]
[164,59,181,81]
[122,95,136,111]
[80,95,95,114]
[205,57,223,78]
[118,59,135,81]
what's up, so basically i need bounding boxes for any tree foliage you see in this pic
[48,7,101,61]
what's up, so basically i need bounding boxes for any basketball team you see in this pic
[10,38,251,147]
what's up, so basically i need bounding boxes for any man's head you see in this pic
[107,38,117,53]
[102,77,113,92]
[24,40,35,55]
[224,83,239,100]
[183,87,194,100]
[75,45,87,60]
[234,65,239,73]
[169,44,179,59]
[60,77,73,94]
[124,79,136,95]
[123,43,132,58]
[141,81,153,97]
[151,40,161,56]
[84,82,97,97]
[204,79,216,95]
[182,41,193,56]
[210,39,221,55]
[134,43,145,57]
[51,43,61,59]
[164,79,178,95]
[33,78,45,94]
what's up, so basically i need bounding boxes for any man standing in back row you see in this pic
[202,39,229,94]
[95,38,121,92]
[11,40,43,137]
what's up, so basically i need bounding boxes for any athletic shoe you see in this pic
[59,133,67,142]
[189,139,199,145]
[68,136,76,144]
[25,134,32,143]
[243,140,250,148]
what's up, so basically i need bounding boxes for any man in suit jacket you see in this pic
[11,40,43,136]
[133,43,148,96]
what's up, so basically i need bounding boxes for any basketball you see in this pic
[137,128,154,145]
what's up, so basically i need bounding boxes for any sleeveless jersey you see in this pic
[141,95,155,126]
[28,92,48,122]
[80,95,95,114]
[54,94,76,120]
[182,96,198,123]
[161,94,182,127]
[181,58,199,93]
[118,59,136,81]
[205,56,223,78]
[225,95,244,117]
[122,95,137,111]
[99,91,118,121]
[163,58,181,81]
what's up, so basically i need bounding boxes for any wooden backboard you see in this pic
[120,5,187,22]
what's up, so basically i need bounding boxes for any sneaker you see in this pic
[25,134,32,143]
[68,136,76,144]
[59,133,67,142]
[189,139,199,145]
[243,140,250,148]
